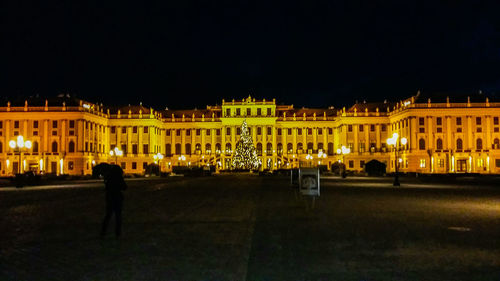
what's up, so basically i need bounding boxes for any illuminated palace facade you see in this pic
[0,92,500,176]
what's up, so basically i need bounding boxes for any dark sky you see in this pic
[2,1,500,109]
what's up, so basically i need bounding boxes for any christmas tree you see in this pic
[232,119,261,170]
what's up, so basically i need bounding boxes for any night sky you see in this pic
[2,1,500,109]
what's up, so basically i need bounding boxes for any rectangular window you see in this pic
[267,108,271,116]
[494,117,499,125]
[121,144,127,154]
[348,160,354,169]
[457,127,462,133]
[257,108,261,116]
[237,128,241,135]
[226,128,231,135]
[236,108,241,116]
[381,124,387,131]
[318,128,322,135]
[166,129,171,136]
[34,131,39,136]
[186,129,191,136]
[476,117,481,125]
[257,127,262,135]
[477,127,482,132]
[68,161,74,170]
[121,162,126,170]
[216,129,220,136]
[132,144,138,154]
[206,129,211,136]
[348,125,353,132]
[247,108,251,116]
[143,144,149,154]
[176,130,181,136]
[268,127,272,135]
[111,127,116,134]
[359,143,365,153]
[14,121,19,128]
[307,128,312,135]
[419,118,424,126]
[438,159,445,168]
[132,162,137,169]
[0,121,2,129]
[288,128,292,135]
[52,120,58,128]
[370,125,375,131]
[195,129,200,136]
[436,117,442,126]
[298,128,302,135]
[419,128,425,133]
[360,160,365,168]
[496,159,500,168]
[52,130,57,136]
[68,120,74,129]
[456,117,462,125]
[144,127,148,133]
[419,159,426,168]
[495,127,499,133]
[121,127,126,134]
[278,129,282,135]
[437,127,442,133]
[133,126,137,133]
[226,109,230,116]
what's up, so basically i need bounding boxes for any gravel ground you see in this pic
[0,175,499,280]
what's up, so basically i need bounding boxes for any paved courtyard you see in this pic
[1,175,500,280]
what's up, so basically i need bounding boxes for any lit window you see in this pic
[477,158,484,168]
[419,159,426,168]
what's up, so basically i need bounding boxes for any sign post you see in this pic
[299,167,320,196]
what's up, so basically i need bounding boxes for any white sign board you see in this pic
[299,167,320,196]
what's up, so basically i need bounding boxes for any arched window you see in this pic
[418,138,425,150]
[328,142,334,155]
[52,141,58,153]
[256,143,262,156]
[318,142,324,152]
[297,142,303,153]
[185,143,191,155]
[476,138,483,150]
[225,143,231,153]
[277,143,283,155]
[436,138,443,150]
[205,143,211,154]
[68,141,75,153]
[287,143,293,153]
[266,143,273,156]
[494,138,500,149]
[175,143,181,155]
[165,144,172,156]
[456,138,463,150]
[195,143,201,153]
[307,142,313,151]
[215,143,221,154]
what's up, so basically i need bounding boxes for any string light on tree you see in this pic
[232,119,260,170]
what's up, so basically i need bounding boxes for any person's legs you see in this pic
[114,199,123,237]
[100,200,113,236]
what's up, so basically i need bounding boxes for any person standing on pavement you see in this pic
[98,164,127,238]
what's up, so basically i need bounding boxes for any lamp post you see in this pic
[153,153,164,174]
[9,135,32,174]
[305,154,314,167]
[336,145,351,177]
[387,132,407,186]
[109,147,123,164]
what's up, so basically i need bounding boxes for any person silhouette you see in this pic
[97,164,127,238]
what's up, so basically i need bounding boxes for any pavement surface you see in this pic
[0,175,499,280]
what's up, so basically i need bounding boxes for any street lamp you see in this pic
[109,147,123,164]
[387,132,407,186]
[153,153,164,175]
[337,145,351,177]
[9,135,32,174]
[305,154,314,167]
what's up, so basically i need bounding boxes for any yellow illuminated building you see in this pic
[0,92,499,176]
